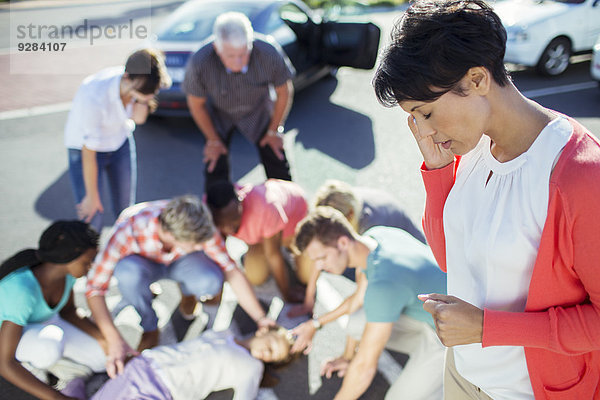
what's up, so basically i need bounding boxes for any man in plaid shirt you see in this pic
[85,195,273,378]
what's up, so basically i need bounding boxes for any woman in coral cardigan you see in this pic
[373,0,600,399]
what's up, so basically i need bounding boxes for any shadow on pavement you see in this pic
[34,76,375,226]
[289,76,376,170]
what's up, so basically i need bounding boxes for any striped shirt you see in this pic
[86,200,236,298]
[182,34,295,143]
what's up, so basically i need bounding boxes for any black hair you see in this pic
[373,0,510,105]
[0,221,99,281]
[206,181,238,211]
[124,48,171,95]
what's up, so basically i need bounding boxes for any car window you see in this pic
[264,3,310,34]
[263,8,286,33]
[157,3,260,42]
[280,3,309,24]
[262,3,310,46]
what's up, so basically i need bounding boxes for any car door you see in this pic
[261,2,317,76]
[320,20,380,69]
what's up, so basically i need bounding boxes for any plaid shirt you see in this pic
[86,200,235,298]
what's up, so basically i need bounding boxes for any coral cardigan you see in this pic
[421,118,600,399]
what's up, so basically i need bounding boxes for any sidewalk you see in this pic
[0,0,184,113]
[0,42,138,113]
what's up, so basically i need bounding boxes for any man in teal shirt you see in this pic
[292,206,446,400]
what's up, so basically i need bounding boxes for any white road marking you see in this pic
[0,102,71,120]
[522,81,598,99]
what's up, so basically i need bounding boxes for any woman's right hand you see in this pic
[105,337,138,378]
[77,194,103,223]
[407,115,454,170]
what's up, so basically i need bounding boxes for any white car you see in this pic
[494,0,600,76]
[592,35,600,85]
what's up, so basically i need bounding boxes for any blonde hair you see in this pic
[158,195,215,243]
[313,179,363,230]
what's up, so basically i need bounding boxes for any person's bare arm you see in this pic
[0,321,74,400]
[259,80,293,159]
[130,101,150,124]
[288,267,320,318]
[59,292,106,352]
[291,271,367,354]
[224,267,275,329]
[78,145,103,222]
[187,94,227,173]
[87,295,138,378]
[332,322,392,400]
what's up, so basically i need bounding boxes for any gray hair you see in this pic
[158,195,216,243]
[213,11,253,51]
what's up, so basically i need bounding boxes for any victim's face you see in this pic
[250,330,290,363]
[304,238,348,275]
[400,83,490,156]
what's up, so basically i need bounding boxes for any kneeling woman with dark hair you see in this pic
[0,221,107,400]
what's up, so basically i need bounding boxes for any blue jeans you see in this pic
[113,252,224,332]
[68,138,135,232]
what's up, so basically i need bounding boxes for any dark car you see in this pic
[147,0,380,115]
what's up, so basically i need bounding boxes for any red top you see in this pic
[421,118,600,399]
[234,179,307,245]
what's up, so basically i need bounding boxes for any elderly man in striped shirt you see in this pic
[85,195,273,378]
[183,12,295,190]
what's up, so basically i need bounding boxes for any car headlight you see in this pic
[506,26,528,43]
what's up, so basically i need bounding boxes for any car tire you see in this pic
[536,37,572,76]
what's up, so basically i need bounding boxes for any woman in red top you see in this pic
[373,0,600,398]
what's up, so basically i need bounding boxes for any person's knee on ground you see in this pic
[171,251,225,324]
[16,324,65,370]
[243,244,270,285]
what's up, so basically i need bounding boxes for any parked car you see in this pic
[148,0,380,115]
[494,0,600,76]
[592,35,600,86]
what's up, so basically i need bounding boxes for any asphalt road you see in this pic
[1,2,600,400]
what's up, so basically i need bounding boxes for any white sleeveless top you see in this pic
[443,117,572,400]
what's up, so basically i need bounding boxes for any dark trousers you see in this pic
[205,127,292,191]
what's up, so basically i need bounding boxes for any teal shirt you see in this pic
[0,267,75,326]
[363,227,446,329]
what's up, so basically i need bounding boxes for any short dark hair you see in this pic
[373,0,510,105]
[206,181,238,211]
[294,206,357,253]
[124,48,171,95]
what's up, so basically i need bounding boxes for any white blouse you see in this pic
[143,330,263,400]
[64,66,134,152]
[443,117,572,400]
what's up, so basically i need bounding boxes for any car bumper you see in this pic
[504,41,542,67]
[155,83,190,116]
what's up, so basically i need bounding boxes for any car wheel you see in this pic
[536,37,572,76]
